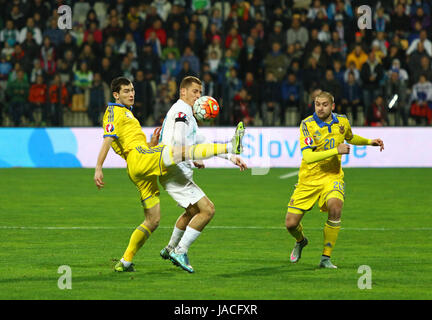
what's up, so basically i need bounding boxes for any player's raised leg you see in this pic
[286,210,308,263]
[319,197,343,269]
[161,122,245,167]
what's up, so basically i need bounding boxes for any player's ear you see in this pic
[332,103,335,111]
[113,92,119,100]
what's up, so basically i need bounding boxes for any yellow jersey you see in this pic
[102,102,148,160]
[298,113,353,185]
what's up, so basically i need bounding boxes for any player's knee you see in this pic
[202,202,215,220]
[328,206,342,220]
[285,213,300,229]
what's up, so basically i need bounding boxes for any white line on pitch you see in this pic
[1,226,432,231]
[279,170,299,179]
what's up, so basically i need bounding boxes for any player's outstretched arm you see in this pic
[370,138,384,151]
[94,136,114,189]
[302,144,350,164]
[148,127,161,147]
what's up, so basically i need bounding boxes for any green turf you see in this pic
[0,168,431,300]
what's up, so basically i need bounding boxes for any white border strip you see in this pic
[1,226,431,231]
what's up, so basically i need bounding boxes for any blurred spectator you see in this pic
[346,44,368,70]
[6,69,32,126]
[152,0,172,22]
[84,21,103,45]
[261,71,281,126]
[406,30,432,57]
[153,83,172,126]
[161,51,180,83]
[145,19,167,47]
[102,16,123,44]
[57,33,79,60]
[21,32,39,61]
[18,17,42,46]
[78,44,97,72]
[318,23,331,43]
[267,21,286,49]
[138,43,161,85]
[243,72,260,119]
[233,87,254,126]
[43,17,65,47]
[9,5,26,30]
[408,41,430,85]
[360,51,384,123]
[410,74,432,124]
[28,74,48,126]
[162,37,181,61]
[385,69,409,126]
[0,20,20,46]
[374,7,390,33]
[88,73,107,127]
[238,35,262,79]
[119,32,138,58]
[72,61,93,111]
[263,41,288,82]
[303,56,323,94]
[391,4,411,36]
[11,44,31,73]
[320,69,342,107]
[341,71,362,124]
[73,0,91,25]
[202,72,217,97]
[179,46,200,76]
[0,54,12,82]
[281,72,302,125]
[367,95,388,126]
[134,69,154,124]
[387,59,409,83]
[225,27,243,49]
[410,7,431,31]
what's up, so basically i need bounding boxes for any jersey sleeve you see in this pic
[103,107,120,139]
[299,121,317,152]
[343,118,354,141]
[174,111,189,125]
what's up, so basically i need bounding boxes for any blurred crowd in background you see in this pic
[0,0,432,128]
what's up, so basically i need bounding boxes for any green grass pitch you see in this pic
[0,167,431,300]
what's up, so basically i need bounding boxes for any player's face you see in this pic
[115,83,135,107]
[182,83,202,107]
[314,97,335,121]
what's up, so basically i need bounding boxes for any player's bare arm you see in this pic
[94,136,114,189]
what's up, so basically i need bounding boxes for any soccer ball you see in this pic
[193,96,220,121]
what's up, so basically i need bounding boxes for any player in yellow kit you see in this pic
[94,77,245,272]
[285,91,384,268]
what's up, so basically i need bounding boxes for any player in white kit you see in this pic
[159,76,247,273]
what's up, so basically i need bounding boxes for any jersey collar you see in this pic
[108,102,133,111]
[313,112,339,131]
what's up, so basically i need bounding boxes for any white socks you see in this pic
[175,226,201,254]
[167,227,185,250]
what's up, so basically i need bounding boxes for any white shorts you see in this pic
[159,167,206,208]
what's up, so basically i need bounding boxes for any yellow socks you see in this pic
[187,143,228,160]
[288,223,305,242]
[122,224,152,262]
[323,220,341,257]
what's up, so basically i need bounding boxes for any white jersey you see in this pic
[159,99,206,207]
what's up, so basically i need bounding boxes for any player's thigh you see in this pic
[287,183,322,214]
[192,196,215,216]
[127,146,167,180]
[133,175,161,209]
[318,179,345,213]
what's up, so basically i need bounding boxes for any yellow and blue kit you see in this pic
[102,102,167,208]
[288,112,370,214]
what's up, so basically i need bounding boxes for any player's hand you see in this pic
[337,143,350,155]
[94,168,105,190]
[230,155,248,171]
[149,127,161,147]
[193,160,205,169]
[371,138,384,151]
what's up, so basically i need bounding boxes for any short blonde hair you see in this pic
[315,91,335,104]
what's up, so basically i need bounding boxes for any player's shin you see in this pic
[288,223,305,242]
[322,220,341,257]
[162,144,229,167]
[122,224,152,265]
